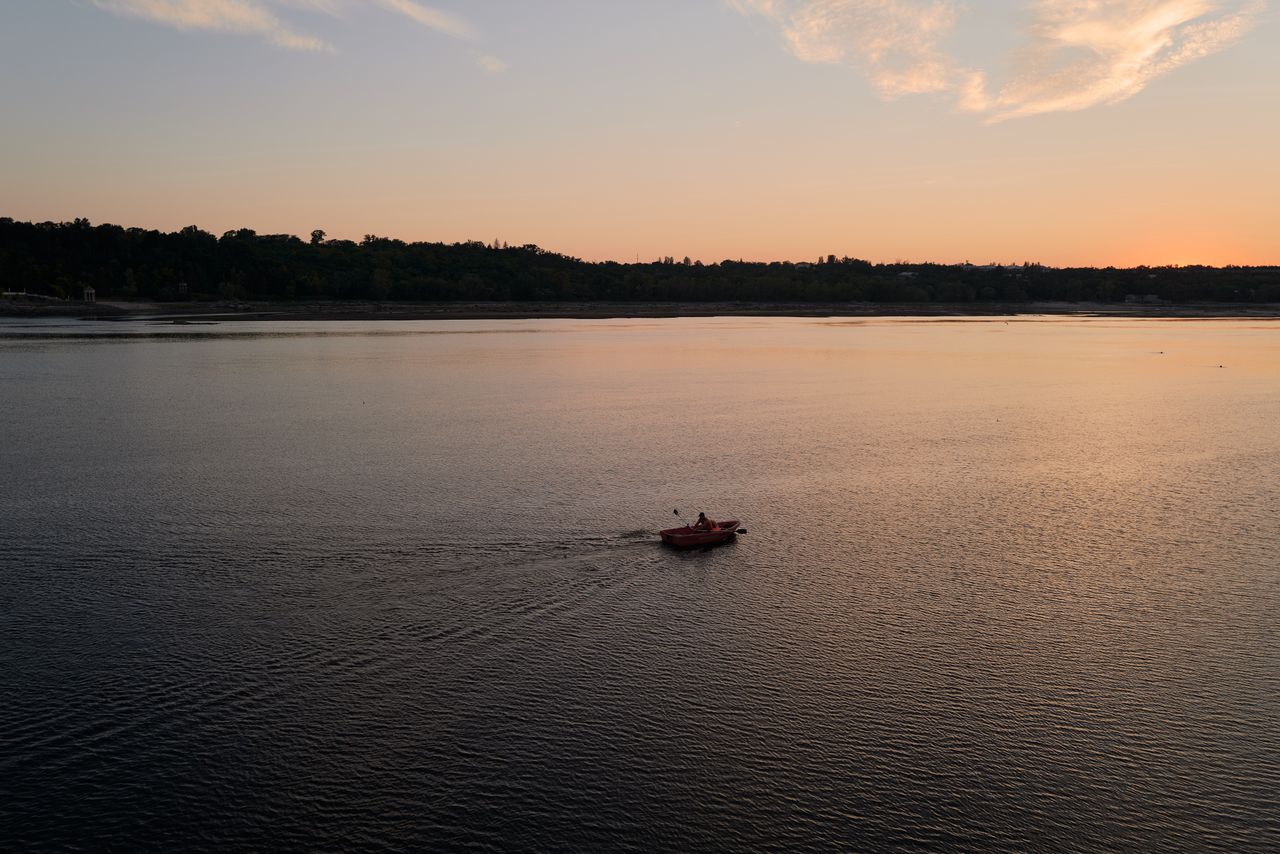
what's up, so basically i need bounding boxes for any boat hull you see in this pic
[659,520,740,548]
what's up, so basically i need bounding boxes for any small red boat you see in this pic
[660,520,741,548]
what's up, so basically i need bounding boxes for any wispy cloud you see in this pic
[730,0,965,97]
[375,0,475,40]
[474,53,508,73]
[982,0,1267,120]
[92,0,499,58]
[92,0,332,50]
[730,0,1267,119]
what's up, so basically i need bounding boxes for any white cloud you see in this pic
[730,0,1267,119]
[91,0,498,57]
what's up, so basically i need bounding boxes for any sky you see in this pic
[1,0,1277,266]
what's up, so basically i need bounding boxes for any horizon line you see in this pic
[6,215,1279,272]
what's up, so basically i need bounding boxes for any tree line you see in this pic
[3,217,1277,304]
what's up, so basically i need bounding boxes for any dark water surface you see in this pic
[2,316,1278,852]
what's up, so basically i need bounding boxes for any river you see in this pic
[2,315,1277,851]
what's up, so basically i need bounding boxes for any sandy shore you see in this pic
[7,299,1280,321]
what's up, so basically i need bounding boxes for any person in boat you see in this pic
[694,512,718,531]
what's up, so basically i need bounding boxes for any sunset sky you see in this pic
[2,1,1277,266]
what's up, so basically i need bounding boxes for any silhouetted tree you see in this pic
[1,217,1275,306]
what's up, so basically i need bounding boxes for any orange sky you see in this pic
[2,1,1277,266]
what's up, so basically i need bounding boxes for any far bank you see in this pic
[6,299,1280,322]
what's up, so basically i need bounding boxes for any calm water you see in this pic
[2,316,1278,852]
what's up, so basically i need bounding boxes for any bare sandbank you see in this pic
[6,299,1280,322]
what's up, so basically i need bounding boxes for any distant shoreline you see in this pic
[5,299,1280,322]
